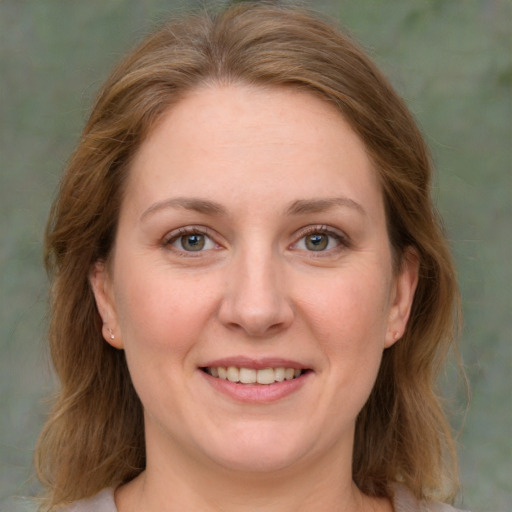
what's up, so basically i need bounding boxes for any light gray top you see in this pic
[63,485,469,511]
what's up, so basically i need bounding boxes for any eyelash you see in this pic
[163,226,219,256]
[163,225,349,255]
[292,225,350,254]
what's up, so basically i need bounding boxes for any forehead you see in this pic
[125,84,383,219]
[140,84,364,155]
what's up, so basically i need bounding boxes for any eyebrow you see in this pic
[140,195,366,221]
[140,197,228,221]
[286,197,366,216]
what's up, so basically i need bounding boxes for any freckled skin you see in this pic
[90,84,417,511]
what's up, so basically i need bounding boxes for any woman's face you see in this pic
[91,84,417,476]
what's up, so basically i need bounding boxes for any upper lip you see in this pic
[200,356,310,370]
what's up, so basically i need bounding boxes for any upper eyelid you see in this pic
[295,224,349,241]
[164,225,215,243]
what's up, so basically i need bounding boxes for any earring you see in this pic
[108,328,115,341]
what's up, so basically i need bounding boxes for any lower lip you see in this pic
[200,370,311,403]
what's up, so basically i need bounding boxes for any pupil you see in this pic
[306,234,328,251]
[182,234,205,251]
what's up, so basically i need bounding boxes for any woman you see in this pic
[35,2,466,511]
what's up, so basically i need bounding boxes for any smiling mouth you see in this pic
[201,366,307,385]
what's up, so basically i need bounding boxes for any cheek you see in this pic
[111,267,221,419]
[299,264,392,390]
[300,267,392,345]
[113,264,219,356]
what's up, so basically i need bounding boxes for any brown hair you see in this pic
[36,2,460,509]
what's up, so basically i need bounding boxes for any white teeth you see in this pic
[274,367,285,382]
[206,366,303,384]
[226,366,239,383]
[239,368,257,384]
[256,368,275,384]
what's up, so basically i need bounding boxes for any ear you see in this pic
[89,261,124,349]
[384,247,419,348]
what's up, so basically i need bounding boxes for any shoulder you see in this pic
[59,488,117,512]
[392,484,470,512]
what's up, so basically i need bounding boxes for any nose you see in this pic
[217,247,294,337]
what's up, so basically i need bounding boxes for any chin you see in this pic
[198,424,314,474]
[209,448,303,474]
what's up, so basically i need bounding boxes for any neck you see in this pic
[115,429,388,512]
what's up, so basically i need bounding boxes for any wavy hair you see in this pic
[35,2,460,509]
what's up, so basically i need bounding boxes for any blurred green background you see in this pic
[1,1,510,510]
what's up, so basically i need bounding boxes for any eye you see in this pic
[303,233,330,251]
[294,227,347,252]
[167,228,217,252]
